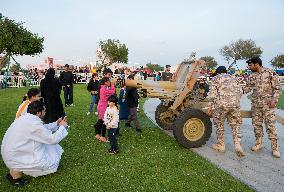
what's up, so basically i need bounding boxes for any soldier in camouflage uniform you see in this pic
[244,57,282,158]
[208,66,245,157]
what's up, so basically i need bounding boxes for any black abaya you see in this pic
[40,70,64,123]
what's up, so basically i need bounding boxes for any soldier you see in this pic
[161,65,173,81]
[244,57,281,158]
[208,66,245,157]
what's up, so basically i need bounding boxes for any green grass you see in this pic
[277,91,284,109]
[0,85,253,191]
[247,91,284,109]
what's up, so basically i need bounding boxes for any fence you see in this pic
[0,73,93,89]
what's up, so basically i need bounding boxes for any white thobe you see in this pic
[1,113,68,177]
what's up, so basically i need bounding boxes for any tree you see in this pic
[271,54,284,68]
[199,56,218,70]
[0,14,44,57]
[97,39,128,69]
[10,63,21,74]
[0,54,9,70]
[145,62,164,72]
[0,13,44,86]
[219,39,262,67]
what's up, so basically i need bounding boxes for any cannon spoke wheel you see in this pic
[155,103,176,130]
[173,108,212,148]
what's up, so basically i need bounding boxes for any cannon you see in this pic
[125,60,284,148]
[125,60,212,148]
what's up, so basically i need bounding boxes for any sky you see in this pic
[1,0,284,69]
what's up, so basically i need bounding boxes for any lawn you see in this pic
[0,85,253,191]
[247,91,284,109]
[277,91,284,109]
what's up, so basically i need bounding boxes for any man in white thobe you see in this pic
[1,101,69,186]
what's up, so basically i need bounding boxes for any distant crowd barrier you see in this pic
[0,75,41,89]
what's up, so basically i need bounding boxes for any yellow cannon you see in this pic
[125,60,212,148]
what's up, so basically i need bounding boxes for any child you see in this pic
[156,72,161,81]
[86,73,100,115]
[118,85,130,121]
[104,95,119,154]
[95,77,116,142]
[16,88,41,118]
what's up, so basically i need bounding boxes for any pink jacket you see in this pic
[97,85,116,119]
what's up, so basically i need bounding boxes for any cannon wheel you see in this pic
[155,103,176,130]
[173,108,212,148]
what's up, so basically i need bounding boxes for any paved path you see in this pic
[144,95,284,192]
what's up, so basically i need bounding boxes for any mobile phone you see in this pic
[62,112,66,119]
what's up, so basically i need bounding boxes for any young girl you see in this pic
[16,88,41,118]
[104,95,119,154]
[95,77,116,142]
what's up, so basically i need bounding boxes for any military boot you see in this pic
[234,139,245,157]
[251,137,263,152]
[212,139,225,153]
[271,139,280,158]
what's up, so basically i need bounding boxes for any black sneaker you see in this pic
[108,149,119,155]
[125,123,132,128]
[6,173,28,187]
[136,129,142,133]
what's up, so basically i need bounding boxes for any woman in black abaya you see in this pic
[40,68,64,123]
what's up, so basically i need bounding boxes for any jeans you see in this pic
[108,128,118,151]
[88,95,97,112]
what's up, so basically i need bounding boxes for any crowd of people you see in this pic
[0,64,149,186]
[0,56,282,187]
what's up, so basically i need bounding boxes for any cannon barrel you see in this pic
[124,79,182,99]
[125,79,182,90]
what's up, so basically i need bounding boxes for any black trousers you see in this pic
[108,128,118,151]
[63,85,73,105]
[127,107,141,130]
[95,119,106,137]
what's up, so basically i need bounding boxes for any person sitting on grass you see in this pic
[95,77,116,142]
[15,88,41,119]
[1,101,69,186]
[104,95,120,154]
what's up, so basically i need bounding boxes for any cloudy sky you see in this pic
[1,0,284,68]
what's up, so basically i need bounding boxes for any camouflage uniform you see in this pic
[208,73,243,154]
[244,68,282,151]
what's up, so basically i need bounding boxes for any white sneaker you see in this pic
[95,112,98,115]
[86,112,91,115]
